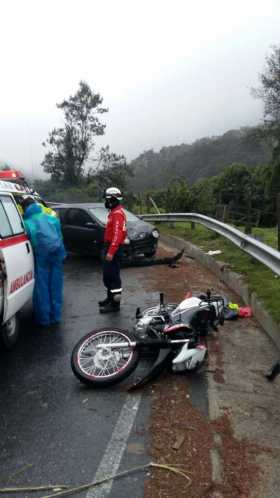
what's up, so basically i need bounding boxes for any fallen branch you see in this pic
[41,462,191,498]
[0,461,192,497]
[6,463,34,485]
[0,485,68,494]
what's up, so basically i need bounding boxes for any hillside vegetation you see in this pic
[128,128,271,191]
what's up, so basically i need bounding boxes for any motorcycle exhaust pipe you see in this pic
[96,338,190,349]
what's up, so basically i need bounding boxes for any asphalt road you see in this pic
[0,252,207,498]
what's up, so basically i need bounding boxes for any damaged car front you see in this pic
[54,203,159,261]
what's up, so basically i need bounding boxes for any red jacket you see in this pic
[104,205,127,257]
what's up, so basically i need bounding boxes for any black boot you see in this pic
[98,296,111,306]
[99,302,120,314]
[98,291,111,307]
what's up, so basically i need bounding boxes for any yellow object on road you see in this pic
[228,302,239,311]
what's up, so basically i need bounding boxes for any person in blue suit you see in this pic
[22,197,66,327]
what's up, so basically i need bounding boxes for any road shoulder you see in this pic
[142,244,280,498]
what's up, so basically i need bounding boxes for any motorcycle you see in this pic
[71,290,225,389]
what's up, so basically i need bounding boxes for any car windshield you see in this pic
[90,207,140,224]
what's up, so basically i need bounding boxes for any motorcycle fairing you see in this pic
[163,323,193,334]
[172,342,207,371]
[128,347,172,391]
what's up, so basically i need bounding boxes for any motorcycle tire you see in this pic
[71,328,140,387]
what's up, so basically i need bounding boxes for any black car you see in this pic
[54,203,159,260]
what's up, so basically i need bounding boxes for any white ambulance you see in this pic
[0,180,36,348]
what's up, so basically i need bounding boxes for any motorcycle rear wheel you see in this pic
[71,328,140,387]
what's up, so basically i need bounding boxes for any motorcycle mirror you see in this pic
[160,292,164,306]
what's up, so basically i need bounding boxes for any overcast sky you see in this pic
[1,0,280,178]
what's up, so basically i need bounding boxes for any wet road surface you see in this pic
[0,252,207,498]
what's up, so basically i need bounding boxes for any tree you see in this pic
[215,163,252,202]
[252,45,280,154]
[89,145,133,197]
[250,163,274,225]
[42,81,108,185]
[252,45,280,209]
[190,176,218,215]
[253,45,280,135]
[163,179,191,212]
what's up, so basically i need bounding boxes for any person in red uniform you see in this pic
[99,187,127,313]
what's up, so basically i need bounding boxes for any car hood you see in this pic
[126,220,154,239]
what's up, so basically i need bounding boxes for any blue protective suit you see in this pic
[24,203,66,326]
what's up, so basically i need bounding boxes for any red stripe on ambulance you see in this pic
[0,234,28,248]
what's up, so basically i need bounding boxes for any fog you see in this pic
[0,0,280,178]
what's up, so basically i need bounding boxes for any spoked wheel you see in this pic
[71,328,140,387]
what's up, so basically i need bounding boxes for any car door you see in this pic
[63,208,102,255]
[0,194,34,323]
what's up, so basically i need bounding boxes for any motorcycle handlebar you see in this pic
[200,295,225,305]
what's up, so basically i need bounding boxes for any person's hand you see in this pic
[105,253,113,262]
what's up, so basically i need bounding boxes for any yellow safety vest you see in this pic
[39,204,57,217]
[17,204,24,216]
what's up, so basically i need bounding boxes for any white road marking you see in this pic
[86,393,142,498]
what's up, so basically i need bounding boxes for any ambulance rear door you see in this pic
[0,194,34,323]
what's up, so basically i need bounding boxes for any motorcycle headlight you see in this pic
[152,229,159,239]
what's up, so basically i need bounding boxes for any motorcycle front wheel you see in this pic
[71,328,140,387]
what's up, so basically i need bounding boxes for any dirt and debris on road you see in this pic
[139,245,280,498]
[145,375,262,498]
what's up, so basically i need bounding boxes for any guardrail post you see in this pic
[138,194,143,214]
[256,209,261,227]
[245,193,252,235]
[222,204,229,223]
[277,193,280,251]
[216,204,223,220]
[145,194,150,213]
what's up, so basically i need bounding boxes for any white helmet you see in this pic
[104,187,123,200]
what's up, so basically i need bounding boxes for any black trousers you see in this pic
[102,245,123,300]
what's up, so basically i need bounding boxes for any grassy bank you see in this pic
[158,222,280,324]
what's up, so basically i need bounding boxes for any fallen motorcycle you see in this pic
[71,290,225,389]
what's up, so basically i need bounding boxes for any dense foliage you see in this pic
[35,129,277,226]
[127,129,271,192]
[132,161,276,226]
[33,46,280,227]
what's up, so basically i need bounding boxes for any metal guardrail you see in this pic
[139,212,280,276]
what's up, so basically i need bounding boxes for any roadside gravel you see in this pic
[141,245,280,498]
